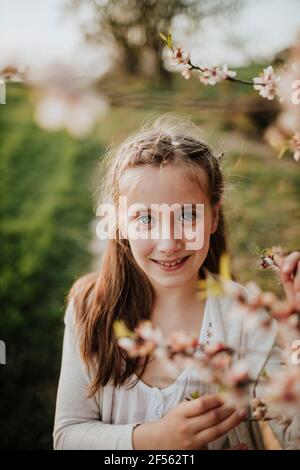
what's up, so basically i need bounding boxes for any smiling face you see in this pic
[119,164,219,291]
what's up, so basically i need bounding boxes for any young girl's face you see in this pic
[119,165,219,290]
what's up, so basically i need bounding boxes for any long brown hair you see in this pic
[67,115,229,396]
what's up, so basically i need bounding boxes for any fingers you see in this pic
[279,252,300,306]
[227,443,248,450]
[183,394,224,418]
[196,408,248,446]
[280,252,300,281]
[190,403,236,434]
[294,263,300,308]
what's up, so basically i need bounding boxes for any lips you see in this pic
[153,256,187,267]
[152,255,190,271]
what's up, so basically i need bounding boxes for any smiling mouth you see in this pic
[151,255,191,268]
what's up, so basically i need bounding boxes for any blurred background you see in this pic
[0,0,299,449]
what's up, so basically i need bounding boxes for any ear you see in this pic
[210,203,221,235]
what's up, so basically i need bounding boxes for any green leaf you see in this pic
[278,145,288,159]
[167,33,173,49]
[260,368,269,380]
[159,32,168,45]
[113,320,135,338]
[159,32,173,49]
[220,252,231,281]
[255,245,267,257]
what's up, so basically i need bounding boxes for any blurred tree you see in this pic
[66,0,243,86]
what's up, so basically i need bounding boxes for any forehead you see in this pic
[119,165,209,206]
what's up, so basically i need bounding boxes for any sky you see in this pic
[0,0,300,74]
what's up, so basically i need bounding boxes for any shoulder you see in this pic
[67,272,99,305]
[63,272,100,341]
[65,272,99,322]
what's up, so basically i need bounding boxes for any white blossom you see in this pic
[181,66,192,80]
[170,47,190,66]
[34,90,109,138]
[253,66,280,100]
[199,64,236,86]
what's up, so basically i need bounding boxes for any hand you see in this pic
[227,443,248,450]
[276,250,300,309]
[133,394,248,450]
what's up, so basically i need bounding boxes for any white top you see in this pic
[111,298,214,426]
[53,284,300,450]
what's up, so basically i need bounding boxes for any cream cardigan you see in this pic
[53,286,300,450]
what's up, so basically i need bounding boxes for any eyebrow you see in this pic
[128,204,201,216]
[138,204,199,209]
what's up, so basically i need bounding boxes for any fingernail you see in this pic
[239,444,248,450]
[237,409,247,418]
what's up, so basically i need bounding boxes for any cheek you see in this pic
[129,239,155,263]
[204,219,213,242]
[189,214,213,261]
[200,218,213,253]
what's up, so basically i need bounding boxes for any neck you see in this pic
[151,273,204,325]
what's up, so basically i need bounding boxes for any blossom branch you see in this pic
[159,32,299,162]
[114,250,300,426]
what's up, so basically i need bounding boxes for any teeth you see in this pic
[157,257,185,267]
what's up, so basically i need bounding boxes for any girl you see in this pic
[53,115,300,450]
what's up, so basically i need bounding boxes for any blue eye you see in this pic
[181,212,196,222]
[138,214,153,225]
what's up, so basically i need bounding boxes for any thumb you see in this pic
[275,251,300,304]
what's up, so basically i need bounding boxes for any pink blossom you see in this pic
[205,342,232,357]
[117,337,156,358]
[222,279,245,298]
[135,321,164,344]
[181,66,192,80]
[259,253,275,269]
[199,64,236,86]
[220,387,250,409]
[209,350,233,369]
[221,64,237,79]
[264,368,300,414]
[170,47,190,65]
[168,331,199,354]
[0,64,25,82]
[253,66,280,100]
[34,90,108,138]
[199,66,224,86]
[225,359,251,388]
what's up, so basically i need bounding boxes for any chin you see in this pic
[150,272,194,288]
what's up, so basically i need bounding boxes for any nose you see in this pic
[157,237,182,254]
[156,214,183,253]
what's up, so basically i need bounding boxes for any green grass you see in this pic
[223,151,300,293]
[0,83,102,449]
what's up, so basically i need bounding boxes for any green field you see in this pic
[0,83,102,448]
